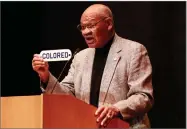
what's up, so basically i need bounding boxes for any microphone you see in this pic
[50,48,81,94]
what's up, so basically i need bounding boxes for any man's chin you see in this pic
[87,43,96,48]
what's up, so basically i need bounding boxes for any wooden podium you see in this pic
[1,94,129,128]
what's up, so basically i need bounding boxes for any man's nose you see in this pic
[82,27,91,35]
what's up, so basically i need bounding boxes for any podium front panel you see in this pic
[43,94,99,128]
[1,95,43,128]
[43,94,129,128]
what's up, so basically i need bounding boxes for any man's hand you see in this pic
[32,54,49,83]
[95,105,120,127]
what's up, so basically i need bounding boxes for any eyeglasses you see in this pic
[77,17,108,32]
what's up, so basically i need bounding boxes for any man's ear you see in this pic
[106,17,113,31]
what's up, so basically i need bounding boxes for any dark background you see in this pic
[1,1,186,128]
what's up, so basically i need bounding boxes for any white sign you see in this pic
[40,49,72,62]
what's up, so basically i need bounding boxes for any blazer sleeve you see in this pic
[113,44,154,119]
[41,55,77,96]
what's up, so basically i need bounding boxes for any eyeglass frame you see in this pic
[77,17,109,32]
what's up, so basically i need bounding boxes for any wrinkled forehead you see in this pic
[80,12,101,25]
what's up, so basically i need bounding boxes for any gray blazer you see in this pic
[43,34,154,128]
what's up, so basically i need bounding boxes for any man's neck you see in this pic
[96,35,114,50]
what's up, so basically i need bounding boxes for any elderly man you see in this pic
[32,4,154,128]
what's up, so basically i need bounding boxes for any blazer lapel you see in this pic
[99,34,122,104]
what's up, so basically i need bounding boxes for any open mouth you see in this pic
[85,37,94,44]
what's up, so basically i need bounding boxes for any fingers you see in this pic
[32,54,44,63]
[32,54,45,65]
[32,54,48,71]
[32,59,45,69]
[100,110,113,127]
[96,107,108,122]
[95,106,105,116]
[107,110,113,119]
[33,64,46,71]
[101,114,112,127]
[33,54,40,57]
[95,106,120,128]
[33,61,45,65]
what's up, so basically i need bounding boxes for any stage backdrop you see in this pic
[1,1,186,128]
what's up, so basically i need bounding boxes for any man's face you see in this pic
[80,15,109,48]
